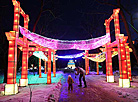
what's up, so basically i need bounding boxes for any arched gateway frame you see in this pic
[4,0,132,95]
[5,0,56,95]
[104,8,131,87]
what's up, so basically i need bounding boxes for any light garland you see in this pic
[84,51,118,62]
[19,26,110,50]
[33,51,48,61]
[57,52,85,59]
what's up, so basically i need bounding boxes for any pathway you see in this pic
[59,72,133,102]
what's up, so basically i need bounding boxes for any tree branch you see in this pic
[95,0,117,7]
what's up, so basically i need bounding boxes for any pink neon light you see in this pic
[19,26,110,50]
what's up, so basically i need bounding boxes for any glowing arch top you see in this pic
[19,26,110,50]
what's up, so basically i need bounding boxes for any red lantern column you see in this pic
[53,50,56,77]
[47,49,51,84]
[44,60,47,74]
[125,45,132,81]
[5,1,20,95]
[105,20,114,82]
[114,9,130,87]
[5,32,18,95]
[96,62,99,75]
[87,51,89,74]
[39,58,42,78]
[19,14,29,86]
[85,50,88,75]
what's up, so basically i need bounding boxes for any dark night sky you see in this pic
[1,0,138,68]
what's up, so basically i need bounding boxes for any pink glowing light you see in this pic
[19,26,110,50]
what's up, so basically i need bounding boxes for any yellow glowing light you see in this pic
[121,44,123,46]
[9,41,13,44]
[123,71,127,73]
[8,73,13,76]
[10,48,14,50]
[14,20,17,23]
[9,54,13,57]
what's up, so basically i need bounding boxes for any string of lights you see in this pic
[57,52,85,59]
[19,26,110,50]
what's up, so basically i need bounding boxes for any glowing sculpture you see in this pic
[43,51,47,74]
[44,60,47,74]
[33,51,48,61]
[125,45,132,81]
[19,26,110,50]
[47,49,51,84]
[5,0,133,96]
[96,62,99,75]
[39,58,42,78]
[105,19,114,82]
[85,50,89,75]
[104,8,131,87]
[5,0,21,95]
[67,60,76,69]
[53,50,56,77]
[86,51,118,62]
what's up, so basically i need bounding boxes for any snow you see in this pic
[0,71,138,102]
[0,71,63,102]
[86,71,138,102]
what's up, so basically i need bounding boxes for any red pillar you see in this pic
[85,50,88,75]
[114,9,130,87]
[20,14,29,86]
[53,50,56,77]
[5,1,20,95]
[39,58,42,78]
[47,49,51,84]
[105,20,114,82]
[44,60,47,74]
[96,62,99,75]
[6,32,17,84]
[125,45,132,81]
[87,51,89,74]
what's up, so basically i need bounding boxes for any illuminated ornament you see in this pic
[57,52,85,59]
[67,59,75,69]
[33,51,48,61]
[85,51,118,62]
[19,26,110,50]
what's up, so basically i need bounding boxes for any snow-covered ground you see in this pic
[0,71,63,102]
[86,71,138,102]
[0,70,138,102]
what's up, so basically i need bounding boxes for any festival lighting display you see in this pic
[33,51,48,61]
[47,49,51,84]
[39,58,42,78]
[44,60,47,74]
[57,52,85,59]
[86,51,118,62]
[5,0,133,96]
[85,50,88,75]
[53,50,56,77]
[105,19,114,82]
[125,45,132,81]
[96,62,99,75]
[19,26,110,50]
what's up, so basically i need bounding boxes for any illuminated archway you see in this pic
[4,0,132,95]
